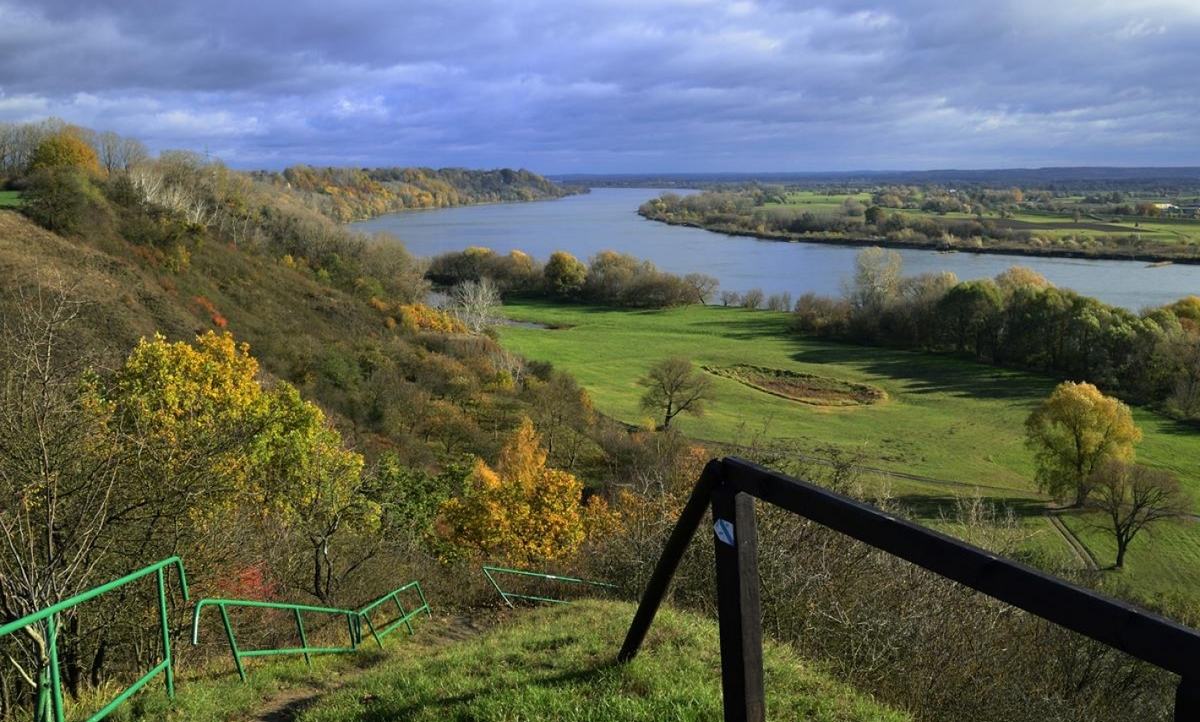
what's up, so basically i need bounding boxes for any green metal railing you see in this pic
[482,566,617,608]
[191,581,429,681]
[356,581,431,648]
[0,556,189,722]
[190,598,361,682]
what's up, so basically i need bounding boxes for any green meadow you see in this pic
[0,191,22,207]
[499,300,1200,601]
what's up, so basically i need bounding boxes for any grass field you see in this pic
[498,300,1200,602]
[0,191,22,208]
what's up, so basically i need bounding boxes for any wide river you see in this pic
[351,188,1199,311]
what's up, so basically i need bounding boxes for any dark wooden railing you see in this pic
[619,457,1200,721]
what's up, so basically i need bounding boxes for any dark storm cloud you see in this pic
[2,0,1199,171]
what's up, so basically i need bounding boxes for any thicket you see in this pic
[426,246,719,308]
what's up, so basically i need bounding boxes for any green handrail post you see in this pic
[482,566,617,608]
[294,608,311,667]
[0,557,189,722]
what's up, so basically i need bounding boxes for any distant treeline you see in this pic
[640,189,1200,261]
[255,165,585,222]
[425,246,719,309]
[558,168,1200,192]
[798,248,1200,419]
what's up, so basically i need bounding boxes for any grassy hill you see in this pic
[122,601,907,722]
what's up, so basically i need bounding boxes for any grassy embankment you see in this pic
[116,602,905,722]
[498,300,1200,599]
[0,190,22,207]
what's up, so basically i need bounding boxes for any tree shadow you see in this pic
[889,493,1048,523]
[789,342,1057,402]
[347,661,621,722]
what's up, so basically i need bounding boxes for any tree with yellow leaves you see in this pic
[436,418,608,565]
[1024,381,1142,507]
[101,331,371,601]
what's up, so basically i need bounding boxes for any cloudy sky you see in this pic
[1,0,1198,173]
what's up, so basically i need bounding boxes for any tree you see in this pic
[26,129,100,175]
[0,282,122,710]
[543,250,586,297]
[683,272,720,305]
[436,418,599,564]
[639,356,714,430]
[1089,459,1189,569]
[448,278,502,334]
[845,246,902,312]
[1024,381,1142,507]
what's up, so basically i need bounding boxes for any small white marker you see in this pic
[714,519,735,546]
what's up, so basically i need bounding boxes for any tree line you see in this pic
[792,247,1200,420]
[426,246,720,309]
[640,189,1199,260]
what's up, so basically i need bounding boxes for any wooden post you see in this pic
[1177,678,1200,721]
[620,459,725,663]
[712,484,765,722]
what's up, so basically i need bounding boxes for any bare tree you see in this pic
[638,356,714,430]
[449,278,502,334]
[683,272,719,305]
[0,280,120,711]
[1089,459,1190,569]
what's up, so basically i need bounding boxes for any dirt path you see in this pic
[239,615,493,722]
[1044,511,1100,571]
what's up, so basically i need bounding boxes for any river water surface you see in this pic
[351,188,1200,311]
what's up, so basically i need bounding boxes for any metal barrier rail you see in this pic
[356,581,432,648]
[620,457,1200,722]
[191,581,429,681]
[0,557,189,722]
[482,566,617,608]
[190,599,361,682]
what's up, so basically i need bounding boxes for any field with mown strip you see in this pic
[498,300,1200,601]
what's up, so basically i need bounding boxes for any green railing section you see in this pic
[0,557,189,722]
[191,581,429,681]
[190,599,362,682]
[357,581,432,649]
[482,566,617,608]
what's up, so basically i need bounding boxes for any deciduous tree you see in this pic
[1024,381,1141,507]
[1089,459,1189,569]
[436,418,600,564]
[638,356,714,430]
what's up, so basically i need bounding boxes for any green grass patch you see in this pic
[706,364,885,406]
[1059,512,1200,603]
[294,601,908,722]
[0,191,23,208]
[498,300,1200,602]
[500,301,1048,490]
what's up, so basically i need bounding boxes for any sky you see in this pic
[2,0,1199,174]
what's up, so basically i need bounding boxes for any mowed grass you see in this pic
[502,301,1049,490]
[0,191,22,207]
[499,301,1200,601]
[294,601,908,722]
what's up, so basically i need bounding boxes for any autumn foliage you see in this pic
[436,418,612,565]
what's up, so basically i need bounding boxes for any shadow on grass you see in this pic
[789,342,1057,402]
[1150,417,1200,437]
[890,493,1048,522]
[345,661,621,722]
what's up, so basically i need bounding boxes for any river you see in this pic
[350,188,1199,311]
